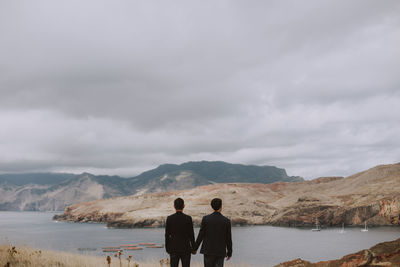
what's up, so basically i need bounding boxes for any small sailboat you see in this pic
[339,223,346,234]
[311,219,321,231]
[361,221,368,232]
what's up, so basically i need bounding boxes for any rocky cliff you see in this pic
[275,237,400,267]
[54,163,400,228]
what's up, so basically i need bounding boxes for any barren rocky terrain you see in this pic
[54,163,400,228]
[275,237,400,267]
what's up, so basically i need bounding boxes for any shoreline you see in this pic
[52,213,399,229]
[4,210,399,229]
[2,237,400,267]
[0,244,249,267]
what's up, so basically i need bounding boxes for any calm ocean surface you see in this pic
[1,212,400,266]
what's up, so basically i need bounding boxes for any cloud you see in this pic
[0,0,399,178]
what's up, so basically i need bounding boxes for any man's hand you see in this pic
[226,256,231,261]
[191,250,197,255]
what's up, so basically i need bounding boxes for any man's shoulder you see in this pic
[219,212,229,220]
[167,212,178,219]
[202,213,213,220]
[182,213,192,220]
[221,214,231,223]
[202,212,221,221]
[212,212,231,223]
[168,212,192,220]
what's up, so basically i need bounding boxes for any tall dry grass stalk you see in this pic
[0,244,253,267]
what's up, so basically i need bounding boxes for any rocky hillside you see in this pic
[0,173,130,211]
[275,237,400,267]
[54,163,400,227]
[0,161,300,211]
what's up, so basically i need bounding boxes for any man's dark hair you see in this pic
[211,198,222,211]
[174,198,184,210]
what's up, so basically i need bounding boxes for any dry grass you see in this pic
[0,244,251,267]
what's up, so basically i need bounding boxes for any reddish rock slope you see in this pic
[275,237,400,267]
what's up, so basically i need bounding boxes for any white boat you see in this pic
[311,219,321,231]
[361,221,368,232]
[339,223,345,234]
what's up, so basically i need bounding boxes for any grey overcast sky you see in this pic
[0,1,399,179]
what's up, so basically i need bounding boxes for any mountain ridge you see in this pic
[0,161,301,211]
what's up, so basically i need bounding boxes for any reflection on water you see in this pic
[1,212,400,266]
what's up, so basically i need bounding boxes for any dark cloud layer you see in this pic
[1,0,399,178]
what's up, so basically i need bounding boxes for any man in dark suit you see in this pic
[165,198,195,267]
[193,198,232,267]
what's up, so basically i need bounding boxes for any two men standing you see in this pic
[165,197,232,267]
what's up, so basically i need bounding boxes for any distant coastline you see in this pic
[53,163,400,229]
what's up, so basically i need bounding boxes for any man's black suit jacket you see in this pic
[194,211,232,257]
[165,211,195,254]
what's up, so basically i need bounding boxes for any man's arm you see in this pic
[165,217,171,254]
[226,219,232,259]
[194,217,206,251]
[189,216,195,251]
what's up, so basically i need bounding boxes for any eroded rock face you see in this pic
[275,237,400,267]
[379,196,400,224]
[54,163,400,228]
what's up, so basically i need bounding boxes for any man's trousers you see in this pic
[170,253,191,267]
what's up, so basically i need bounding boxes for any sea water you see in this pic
[1,212,400,266]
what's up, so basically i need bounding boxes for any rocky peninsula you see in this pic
[54,163,400,228]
